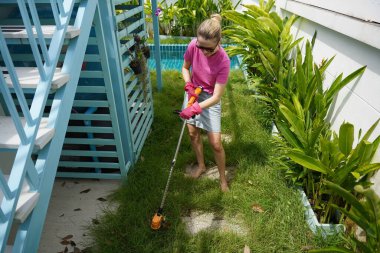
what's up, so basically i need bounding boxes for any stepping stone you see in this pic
[181,211,247,235]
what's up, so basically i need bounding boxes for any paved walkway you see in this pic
[39,178,120,253]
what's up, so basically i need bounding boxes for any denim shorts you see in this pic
[182,91,221,133]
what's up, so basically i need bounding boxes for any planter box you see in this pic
[298,188,345,237]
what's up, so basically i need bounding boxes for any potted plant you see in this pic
[129,47,143,75]
[129,57,142,75]
[141,45,150,59]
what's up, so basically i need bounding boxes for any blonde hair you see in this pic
[197,14,222,41]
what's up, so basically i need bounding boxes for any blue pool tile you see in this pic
[148,44,240,71]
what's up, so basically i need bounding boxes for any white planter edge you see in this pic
[298,188,345,237]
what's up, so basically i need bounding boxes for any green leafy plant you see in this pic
[223,0,301,83]
[288,120,380,223]
[129,34,149,102]
[309,181,380,253]
[144,0,238,37]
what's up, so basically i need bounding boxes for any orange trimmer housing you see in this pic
[151,209,164,230]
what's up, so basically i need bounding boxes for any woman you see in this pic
[179,14,231,192]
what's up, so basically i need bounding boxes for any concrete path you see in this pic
[39,178,120,253]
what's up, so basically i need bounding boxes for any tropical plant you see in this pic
[223,0,302,83]
[289,120,380,223]
[309,181,380,253]
[260,36,365,195]
[145,0,238,37]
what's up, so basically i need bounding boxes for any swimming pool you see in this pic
[147,44,241,71]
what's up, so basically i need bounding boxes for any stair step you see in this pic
[0,116,55,150]
[1,67,70,90]
[0,176,40,223]
[1,25,80,39]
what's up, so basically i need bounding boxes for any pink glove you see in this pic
[184,82,198,101]
[179,102,202,120]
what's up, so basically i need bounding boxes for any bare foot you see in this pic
[190,165,206,178]
[220,182,229,192]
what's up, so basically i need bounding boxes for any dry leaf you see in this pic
[62,235,73,241]
[80,188,91,194]
[59,213,64,217]
[244,245,251,253]
[61,181,66,187]
[73,208,82,211]
[97,197,107,202]
[251,204,264,213]
[70,240,76,247]
[92,218,100,225]
[248,180,253,185]
[64,246,68,253]
[60,240,70,245]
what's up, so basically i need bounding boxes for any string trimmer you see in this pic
[151,86,203,230]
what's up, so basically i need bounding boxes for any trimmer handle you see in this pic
[186,86,203,107]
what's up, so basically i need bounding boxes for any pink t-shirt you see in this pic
[184,39,230,94]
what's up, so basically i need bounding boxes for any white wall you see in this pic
[237,0,380,194]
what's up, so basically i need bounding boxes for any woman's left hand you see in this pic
[179,102,202,119]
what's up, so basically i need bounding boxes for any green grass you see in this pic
[87,70,342,252]
[147,37,192,44]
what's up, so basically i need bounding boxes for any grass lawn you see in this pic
[87,70,342,252]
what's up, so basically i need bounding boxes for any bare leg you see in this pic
[208,132,229,192]
[187,124,206,178]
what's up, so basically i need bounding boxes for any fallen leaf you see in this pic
[70,240,76,247]
[74,181,79,184]
[62,235,73,241]
[61,181,66,187]
[64,246,68,253]
[60,240,70,245]
[244,245,251,253]
[80,188,91,194]
[251,204,264,213]
[92,218,100,225]
[248,180,253,185]
[59,213,64,217]
[73,208,82,211]
[97,197,107,202]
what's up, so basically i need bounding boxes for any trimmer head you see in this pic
[151,211,164,230]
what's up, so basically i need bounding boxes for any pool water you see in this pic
[147,44,240,71]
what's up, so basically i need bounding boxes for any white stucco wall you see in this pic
[237,0,380,194]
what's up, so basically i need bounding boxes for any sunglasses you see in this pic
[196,40,219,53]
